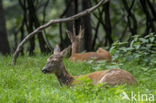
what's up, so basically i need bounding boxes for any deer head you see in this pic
[66,26,84,55]
[42,45,71,74]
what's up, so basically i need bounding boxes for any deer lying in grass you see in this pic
[42,45,136,86]
[66,26,112,61]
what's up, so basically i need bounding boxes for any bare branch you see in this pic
[11,0,109,65]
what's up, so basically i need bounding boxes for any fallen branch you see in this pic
[11,0,109,65]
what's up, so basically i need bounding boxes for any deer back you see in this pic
[87,68,136,85]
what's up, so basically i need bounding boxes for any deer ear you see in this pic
[61,45,71,57]
[66,30,75,42]
[54,45,60,54]
[78,26,84,39]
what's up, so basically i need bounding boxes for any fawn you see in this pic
[42,45,136,86]
[66,26,112,61]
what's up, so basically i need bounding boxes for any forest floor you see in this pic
[0,55,155,103]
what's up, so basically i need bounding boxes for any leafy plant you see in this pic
[110,33,156,67]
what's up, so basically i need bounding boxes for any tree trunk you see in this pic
[82,0,93,51]
[27,0,35,55]
[0,0,10,55]
[104,2,113,46]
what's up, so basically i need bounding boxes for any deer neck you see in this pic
[72,42,79,55]
[55,64,74,86]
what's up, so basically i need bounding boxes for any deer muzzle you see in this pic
[42,67,49,74]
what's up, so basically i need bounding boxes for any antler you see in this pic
[78,25,84,39]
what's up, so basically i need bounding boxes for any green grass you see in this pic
[0,55,155,103]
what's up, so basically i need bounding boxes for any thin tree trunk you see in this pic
[104,2,113,46]
[74,0,81,34]
[82,0,93,51]
[0,0,10,55]
[27,0,35,55]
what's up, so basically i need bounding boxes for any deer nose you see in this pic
[42,68,48,73]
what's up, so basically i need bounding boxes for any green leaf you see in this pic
[139,38,148,43]
[149,37,155,42]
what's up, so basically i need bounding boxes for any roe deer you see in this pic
[42,45,136,86]
[66,26,112,61]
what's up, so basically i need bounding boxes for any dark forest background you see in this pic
[0,0,156,56]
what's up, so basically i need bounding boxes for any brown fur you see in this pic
[42,45,136,86]
[70,51,111,61]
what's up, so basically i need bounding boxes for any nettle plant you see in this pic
[110,33,156,67]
